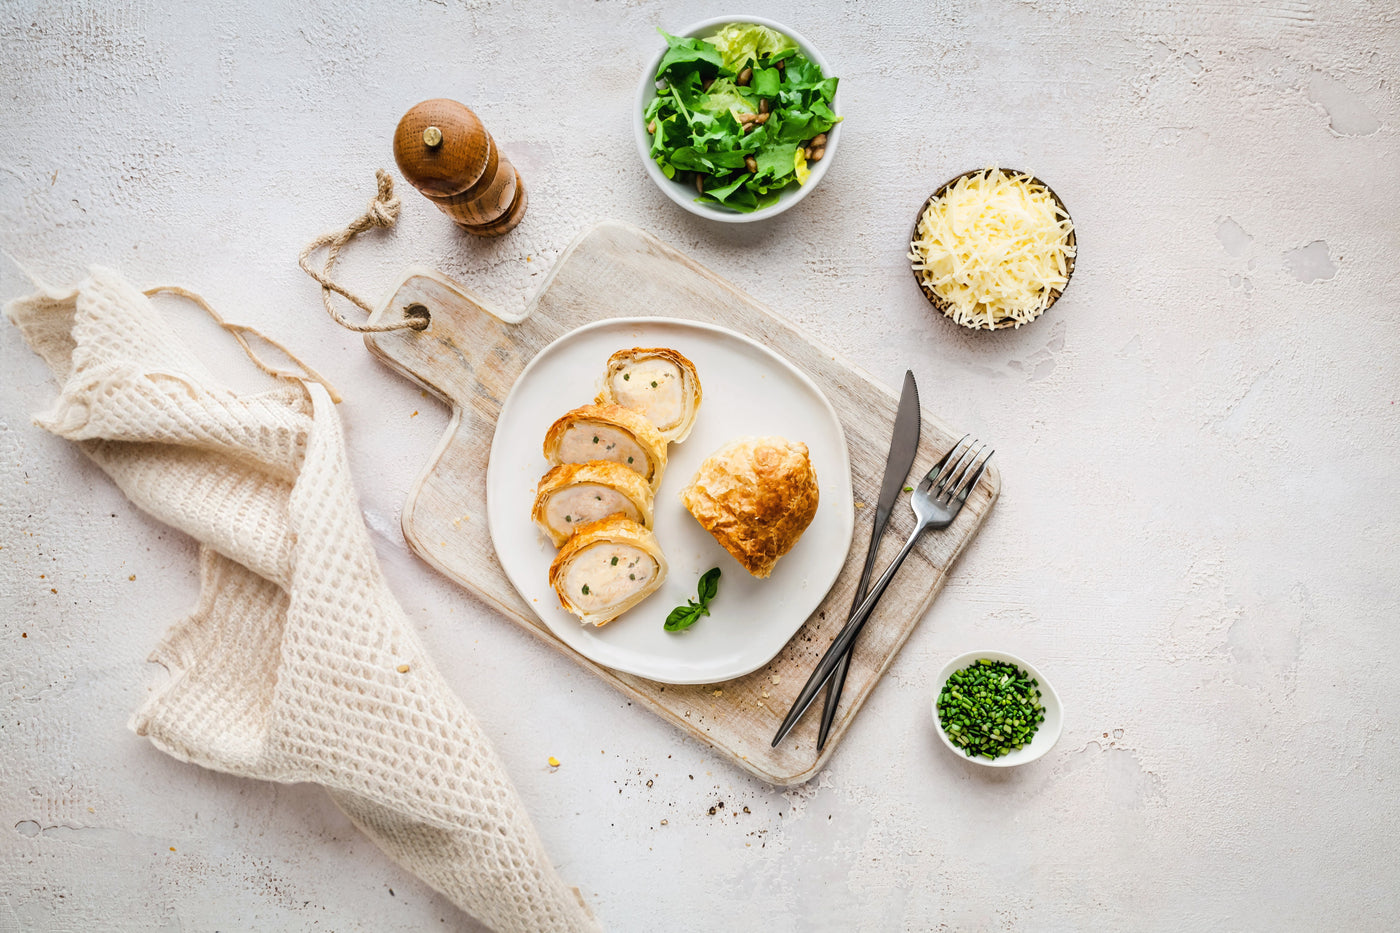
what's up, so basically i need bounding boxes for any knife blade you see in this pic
[814,370,921,750]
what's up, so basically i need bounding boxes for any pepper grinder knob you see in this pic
[393,98,527,236]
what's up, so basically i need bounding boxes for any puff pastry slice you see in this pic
[548,515,668,626]
[544,404,667,491]
[532,460,655,547]
[596,347,703,443]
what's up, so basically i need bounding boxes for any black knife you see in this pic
[814,370,921,750]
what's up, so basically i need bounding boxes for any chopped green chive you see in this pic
[611,556,619,566]
[581,584,590,595]
[623,373,630,381]
[651,381,658,388]
[903,486,913,492]
[565,515,572,522]
[629,573,635,580]
[627,457,634,463]
[936,659,1046,760]
[592,436,599,444]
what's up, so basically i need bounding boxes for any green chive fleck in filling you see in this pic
[581,584,590,595]
[623,373,631,381]
[936,659,1046,760]
[611,556,619,566]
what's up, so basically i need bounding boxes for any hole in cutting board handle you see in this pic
[402,302,432,330]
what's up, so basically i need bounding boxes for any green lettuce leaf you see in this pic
[655,29,724,78]
[692,77,754,119]
[705,22,798,72]
[645,27,838,213]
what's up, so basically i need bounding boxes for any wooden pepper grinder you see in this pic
[393,99,528,236]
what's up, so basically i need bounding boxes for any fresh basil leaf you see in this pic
[664,568,722,632]
[664,602,703,632]
[697,567,721,604]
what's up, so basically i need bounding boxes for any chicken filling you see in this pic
[545,484,642,534]
[563,544,657,614]
[556,424,650,479]
[609,358,684,432]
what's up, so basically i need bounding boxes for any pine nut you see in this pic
[647,120,656,134]
[745,155,757,173]
[804,146,812,159]
[810,147,824,162]
[737,67,752,86]
[738,112,755,124]
[812,133,827,147]
[744,123,757,134]
[756,113,769,124]
[695,173,705,194]
[759,99,769,115]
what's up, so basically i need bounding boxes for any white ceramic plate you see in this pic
[486,318,854,684]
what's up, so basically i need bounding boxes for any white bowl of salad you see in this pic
[635,17,842,222]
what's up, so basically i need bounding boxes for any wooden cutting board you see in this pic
[363,221,999,785]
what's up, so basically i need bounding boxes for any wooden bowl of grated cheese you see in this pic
[909,168,1077,331]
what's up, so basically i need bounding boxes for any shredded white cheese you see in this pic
[908,168,1076,330]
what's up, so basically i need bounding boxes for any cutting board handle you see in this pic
[363,266,549,409]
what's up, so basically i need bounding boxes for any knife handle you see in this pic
[774,520,924,748]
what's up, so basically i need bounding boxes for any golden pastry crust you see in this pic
[548,514,668,626]
[531,460,655,547]
[543,403,667,491]
[681,436,820,579]
[595,347,703,443]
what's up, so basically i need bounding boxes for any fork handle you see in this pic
[772,521,926,747]
[816,503,891,749]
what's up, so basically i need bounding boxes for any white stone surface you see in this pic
[2,1,1397,930]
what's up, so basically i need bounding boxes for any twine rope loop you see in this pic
[298,170,424,333]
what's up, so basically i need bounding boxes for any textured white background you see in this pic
[2,1,1398,930]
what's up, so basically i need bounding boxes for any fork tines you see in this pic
[925,435,993,504]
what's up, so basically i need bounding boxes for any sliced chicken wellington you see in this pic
[543,404,667,491]
[596,347,702,443]
[532,460,655,547]
[548,515,668,626]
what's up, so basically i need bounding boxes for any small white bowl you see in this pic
[932,650,1063,768]
[633,16,841,223]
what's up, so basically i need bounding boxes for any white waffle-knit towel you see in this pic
[6,268,600,933]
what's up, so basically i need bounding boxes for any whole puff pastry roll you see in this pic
[596,347,703,443]
[532,460,655,547]
[549,515,668,626]
[681,436,819,579]
[544,404,667,491]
